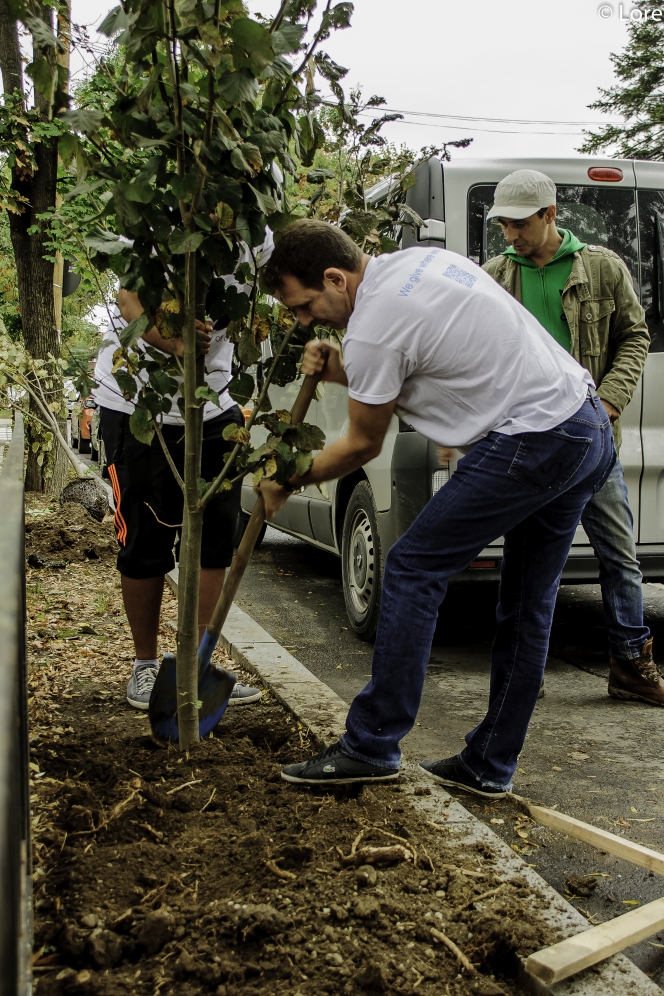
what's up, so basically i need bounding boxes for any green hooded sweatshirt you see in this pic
[503,228,586,351]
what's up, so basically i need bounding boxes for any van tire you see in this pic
[342,481,382,641]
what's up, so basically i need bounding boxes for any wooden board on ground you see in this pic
[526,897,664,985]
[513,797,664,877]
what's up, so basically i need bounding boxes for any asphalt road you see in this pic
[238,525,664,987]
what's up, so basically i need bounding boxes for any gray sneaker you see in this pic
[228,682,262,705]
[127,662,159,710]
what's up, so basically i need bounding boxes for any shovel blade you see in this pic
[148,653,236,744]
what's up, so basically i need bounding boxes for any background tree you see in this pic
[0,0,72,490]
[579,0,664,159]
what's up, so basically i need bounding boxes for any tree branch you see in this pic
[153,417,185,491]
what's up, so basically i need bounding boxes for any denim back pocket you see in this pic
[508,428,592,494]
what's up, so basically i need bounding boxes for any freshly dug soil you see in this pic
[26,501,117,565]
[26,504,559,996]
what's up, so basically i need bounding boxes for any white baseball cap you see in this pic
[487,169,557,221]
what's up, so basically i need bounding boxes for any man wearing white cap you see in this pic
[484,169,663,707]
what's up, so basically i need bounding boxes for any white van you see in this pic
[242,156,664,640]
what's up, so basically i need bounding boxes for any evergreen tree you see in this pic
[580,0,664,160]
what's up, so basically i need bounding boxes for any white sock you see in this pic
[133,658,159,671]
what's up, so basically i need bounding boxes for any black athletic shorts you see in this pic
[100,405,245,580]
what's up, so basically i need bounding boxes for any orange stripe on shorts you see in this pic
[108,464,127,546]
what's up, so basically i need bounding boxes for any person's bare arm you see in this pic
[258,397,396,518]
[116,289,211,357]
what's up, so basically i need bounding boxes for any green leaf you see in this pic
[179,82,199,101]
[231,17,274,67]
[119,179,155,204]
[231,143,263,175]
[229,372,254,405]
[171,172,199,201]
[61,108,104,135]
[380,235,400,254]
[292,422,325,451]
[64,178,106,202]
[222,424,250,445]
[295,450,313,477]
[149,369,177,395]
[58,132,78,166]
[24,14,58,50]
[224,285,251,321]
[84,230,131,255]
[26,56,54,101]
[195,384,220,406]
[248,184,276,216]
[321,1,354,33]
[271,24,305,55]
[168,230,204,254]
[129,407,154,445]
[217,70,259,105]
[120,313,149,348]
[113,369,137,399]
[237,327,262,366]
[306,168,335,184]
[216,176,243,210]
[98,5,127,36]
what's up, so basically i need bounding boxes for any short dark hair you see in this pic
[263,219,363,292]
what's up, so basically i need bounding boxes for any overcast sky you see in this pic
[70,0,633,162]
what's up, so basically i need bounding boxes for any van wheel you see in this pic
[236,511,267,550]
[342,481,382,641]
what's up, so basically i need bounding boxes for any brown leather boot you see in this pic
[608,639,664,707]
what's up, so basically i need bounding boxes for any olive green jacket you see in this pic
[483,245,650,449]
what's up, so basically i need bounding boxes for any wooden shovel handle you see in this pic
[207,361,325,639]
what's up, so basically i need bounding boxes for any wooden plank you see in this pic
[525,897,664,985]
[519,800,664,877]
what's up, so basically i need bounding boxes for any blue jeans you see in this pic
[340,393,616,790]
[581,460,650,659]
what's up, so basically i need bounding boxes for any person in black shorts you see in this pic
[94,294,261,710]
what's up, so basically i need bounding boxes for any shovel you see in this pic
[149,361,325,744]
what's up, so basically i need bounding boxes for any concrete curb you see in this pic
[167,571,660,995]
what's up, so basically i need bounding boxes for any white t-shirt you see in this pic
[343,247,593,448]
[93,234,274,423]
[92,306,236,422]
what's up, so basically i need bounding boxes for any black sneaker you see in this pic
[281,743,399,786]
[419,756,509,799]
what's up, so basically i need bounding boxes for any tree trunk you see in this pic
[176,251,204,749]
[0,1,67,492]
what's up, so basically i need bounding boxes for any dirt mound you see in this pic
[26,502,117,565]
[29,704,557,996]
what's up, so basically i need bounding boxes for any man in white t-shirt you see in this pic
[259,219,615,797]
[94,292,261,711]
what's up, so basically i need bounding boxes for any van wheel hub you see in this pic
[348,509,374,614]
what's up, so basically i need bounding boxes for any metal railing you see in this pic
[0,413,32,996]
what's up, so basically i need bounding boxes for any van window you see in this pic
[637,189,664,352]
[467,184,639,283]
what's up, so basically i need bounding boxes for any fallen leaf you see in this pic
[630,807,637,814]
[622,900,640,906]
[552,766,562,771]
[568,752,589,761]
[490,818,504,825]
